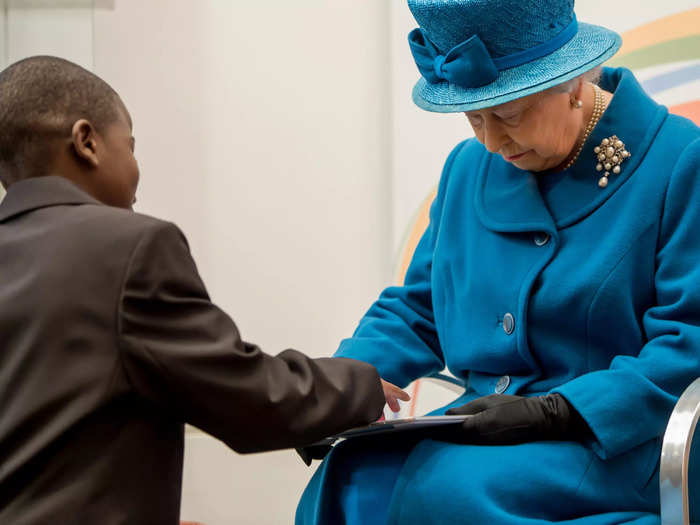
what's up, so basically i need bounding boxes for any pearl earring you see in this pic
[571,99,583,108]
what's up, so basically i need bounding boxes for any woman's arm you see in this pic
[552,138,700,460]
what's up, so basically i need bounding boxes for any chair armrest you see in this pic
[422,372,466,394]
[661,377,700,525]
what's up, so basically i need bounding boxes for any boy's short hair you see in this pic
[0,56,123,186]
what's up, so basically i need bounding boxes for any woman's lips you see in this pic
[504,151,529,162]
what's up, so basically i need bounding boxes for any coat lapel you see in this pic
[541,68,668,227]
[474,152,556,235]
[474,67,668,233]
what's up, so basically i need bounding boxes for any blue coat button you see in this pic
[495,375,510,394]
[502,313,515,334]
[534,232,550,246]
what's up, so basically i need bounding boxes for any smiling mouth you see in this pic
[504,151,529,162]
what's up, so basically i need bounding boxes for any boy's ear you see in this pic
[70,119,99,168]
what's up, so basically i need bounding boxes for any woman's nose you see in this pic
[482,121,508,154]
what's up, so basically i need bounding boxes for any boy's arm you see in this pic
[117,221,385,454]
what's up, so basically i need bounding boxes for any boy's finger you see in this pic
[385,382,411,400]
[387,396,401,412]
[395,388,411,401]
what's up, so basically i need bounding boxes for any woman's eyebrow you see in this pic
[494,110,519,117]
[493,103,526,116]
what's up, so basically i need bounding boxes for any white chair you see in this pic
[660,377,700,525]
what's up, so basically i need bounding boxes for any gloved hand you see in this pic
[444,393,591,445]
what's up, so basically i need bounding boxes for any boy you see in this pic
[0,56,407,524]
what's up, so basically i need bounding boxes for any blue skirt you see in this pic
[296,433,665,525]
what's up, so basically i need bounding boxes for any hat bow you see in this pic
[408,16,579,89]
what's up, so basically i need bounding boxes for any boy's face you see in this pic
[92,107,139,210]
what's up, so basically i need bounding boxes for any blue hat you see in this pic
[407,0,622,112]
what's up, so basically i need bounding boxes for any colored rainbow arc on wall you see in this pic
[607,7,700,124]
[397,7,700,415]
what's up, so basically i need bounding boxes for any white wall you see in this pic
[93,0,393,359]
[96,2,392,523]
[388,1,472,250]
[2,1,393,523]
[93,2,393,523]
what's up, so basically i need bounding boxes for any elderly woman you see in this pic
[296,0,700,523]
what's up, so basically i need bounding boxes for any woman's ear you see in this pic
[570,78,585,108]
[70,119,99,168]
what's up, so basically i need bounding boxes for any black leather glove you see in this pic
[295,443,334,466]
[444,393,591,445]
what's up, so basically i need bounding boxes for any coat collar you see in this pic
[0,176,101,222]
[474,67,669,233]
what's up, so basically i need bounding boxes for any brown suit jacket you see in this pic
[0,176,384,524]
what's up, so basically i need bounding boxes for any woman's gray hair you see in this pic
[548,66,603,94]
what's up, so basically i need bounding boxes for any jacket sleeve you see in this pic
[116,220,385,454]
[334,141,467,387]
[553,138,700,460]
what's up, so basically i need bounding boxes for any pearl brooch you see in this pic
[596,134,630,188]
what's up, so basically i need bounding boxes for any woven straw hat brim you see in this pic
[412,22,622,112]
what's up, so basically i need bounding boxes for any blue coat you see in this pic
[297,68,700,524]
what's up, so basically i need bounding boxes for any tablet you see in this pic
[311,415,469,446]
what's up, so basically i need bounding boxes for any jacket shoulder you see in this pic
[46,204,189,272]
[656,113,700,153]
[70,204,183,243]
[438,138,484,187]
[664,112,700,137]
[448,138,484,166]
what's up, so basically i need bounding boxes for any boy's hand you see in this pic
[382,379,411,413]
[295,379,411,466]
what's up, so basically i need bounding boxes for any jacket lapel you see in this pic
[0,176,101,222]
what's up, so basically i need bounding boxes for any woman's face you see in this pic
[465,89,582,172]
